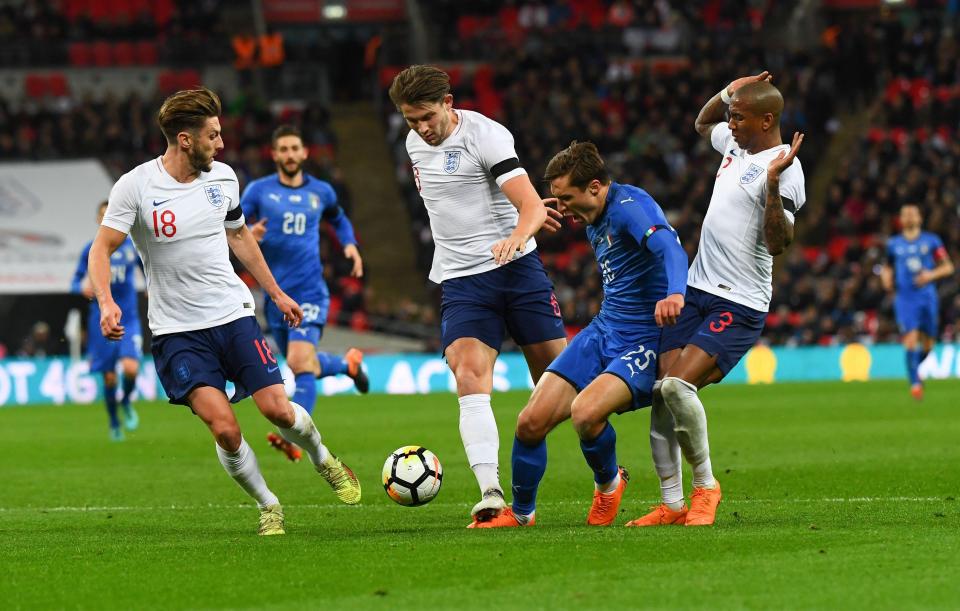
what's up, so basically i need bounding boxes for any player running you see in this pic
[389,65,567,525]
[473,142,688,528]
[241,124,368,462]
[89,88,360,536]
[72,200,142,441]
[636,72,806,527]
[881,204,954,401]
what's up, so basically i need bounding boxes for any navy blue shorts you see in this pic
[88,317,142,373]
[894,294,938,336]
[151,315,284,406]
[659,286,766,376]
[547,317,659,412]
[439,250,565,354]
[265,297,326,355]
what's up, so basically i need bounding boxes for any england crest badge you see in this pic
[443,150,461,174]
[740,163,764,184]
[204,184,225,208]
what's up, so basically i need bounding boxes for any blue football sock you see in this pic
[121,374,136,407]
[292,372,318,415]
[316,352,349,377]
[511,436,547,516]
[906,350,921,386]
[579,422,619,486]
[104,385,120,429]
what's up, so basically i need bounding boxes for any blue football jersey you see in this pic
[586,182,680,327]
[887,232,946,300]
[240,173,357,304]
[72,237,141,325]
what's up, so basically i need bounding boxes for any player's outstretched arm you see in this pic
[764,132,804,256]
[492,175,556,265]
[695,71,772,139]
[89,225,129,340]
[226,224,303,327]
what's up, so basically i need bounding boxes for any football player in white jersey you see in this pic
[635,72,806,527]
[88,88,361,535]
[389,66,567,526]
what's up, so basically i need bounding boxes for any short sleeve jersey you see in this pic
[405,109,533,283]
[887,231,947,301]
[586,182,678,327]
[101,157,254,336]
[688,123,806,312]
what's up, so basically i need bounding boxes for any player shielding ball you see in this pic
[241,125,369,462]
[473,142,688,528]
[881,204,954,401]
[88,88,361,536]
[639,72,806,527]
[72,201,142,441]
[389,65,567,525]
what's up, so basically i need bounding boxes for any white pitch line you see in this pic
[0,497,950,513]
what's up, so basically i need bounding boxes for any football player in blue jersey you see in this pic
[241,125,368,461]
[473,142,688,528]
[72,201,142,440]
[881,204,954,401]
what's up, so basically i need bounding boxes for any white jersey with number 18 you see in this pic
[688,123,806,312]
[101,157,254,336]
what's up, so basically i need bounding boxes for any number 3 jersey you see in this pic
[102,157,253,336]
[240,172,357,312]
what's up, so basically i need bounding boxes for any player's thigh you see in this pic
[187,385,241,450]
[516,371,579,443]
[678,297,765,386]
[658,348,683,379]
[286,327,321,374]
[444,337,498,396]
[88,332,119,376]
[151,329,228,406]
[664,344,722,389]
[658,286,706,358]
[119,357,139,378]
[902,329,919,349]
[251,384,295,428]
[439,277,507,358]
[264,300,291,356]
[519,337,567,384]
[571,373,634,437]
[220,316,285,405]
[503,252,566,353]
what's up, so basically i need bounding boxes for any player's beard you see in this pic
[278,160,302,178]
[189,146,213,174]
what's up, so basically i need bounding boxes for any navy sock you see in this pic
[920,348,931,363]
[292,372,318,415]
[511,436,547,516]
[906,350,921,386]
[121,374,136,407]
[316,352,349,377]
[579,423,619,486]
[104,385,120,429]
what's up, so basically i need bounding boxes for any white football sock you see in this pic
[458,394,501,493]
[216,437,279,509]
[693,457,716,489]
[596,471,621,494]
[660,376,713,471]
[650,380,685,509]
[278,401,330,468]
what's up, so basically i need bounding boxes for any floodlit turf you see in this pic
[2,380,959,610]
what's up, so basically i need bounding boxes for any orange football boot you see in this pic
[685,480,722,526]
[910,383,923,401]
[467,508,535,529]
[267,432,302,462]
[626,503,689,527]
[345,348,370,394]
[586,467,629,526]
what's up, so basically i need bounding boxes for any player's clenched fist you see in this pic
[99,301,125,340]
[654,294,685,327]
[273,292,303,327]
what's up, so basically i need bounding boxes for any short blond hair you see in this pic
[157,87,221,144]
[388,65,450,107]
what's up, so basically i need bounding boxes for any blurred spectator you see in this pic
[17,321,53,357]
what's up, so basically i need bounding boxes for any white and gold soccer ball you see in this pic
[382,446,443,506]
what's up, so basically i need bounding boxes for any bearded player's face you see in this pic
[186,117,223,173]
[272,135,308,178]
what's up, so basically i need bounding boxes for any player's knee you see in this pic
[660,376,690,404]
[287,352,316,375]
[103,371,118,388]
[213,424,242,452]
[516,407,549,444]
[570,395,601,438]
[452,364,488,395]
[264,397,296,428]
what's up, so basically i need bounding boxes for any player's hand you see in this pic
[914,270,934,287]
[726,71,773,96]
[767,132,804,180]
[250,218,267,242]
[99,301,125,340]
[655,294,685,327]
[344,244,364,278]
[541,199,563,233]
[81,278,94,299]
[491,231,528,265]
[273,292,303,327]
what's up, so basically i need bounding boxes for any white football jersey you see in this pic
[406,109,533,283]
[688,123,806,312]
[102,157,255,336]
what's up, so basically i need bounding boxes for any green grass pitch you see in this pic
[2,380,959,610]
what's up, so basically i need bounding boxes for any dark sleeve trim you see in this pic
[225,205,243,221]
[490,157,521,179]
[639,224,671,250]
[781,196,797,215]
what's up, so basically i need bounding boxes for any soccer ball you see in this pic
[382,446,443,506]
